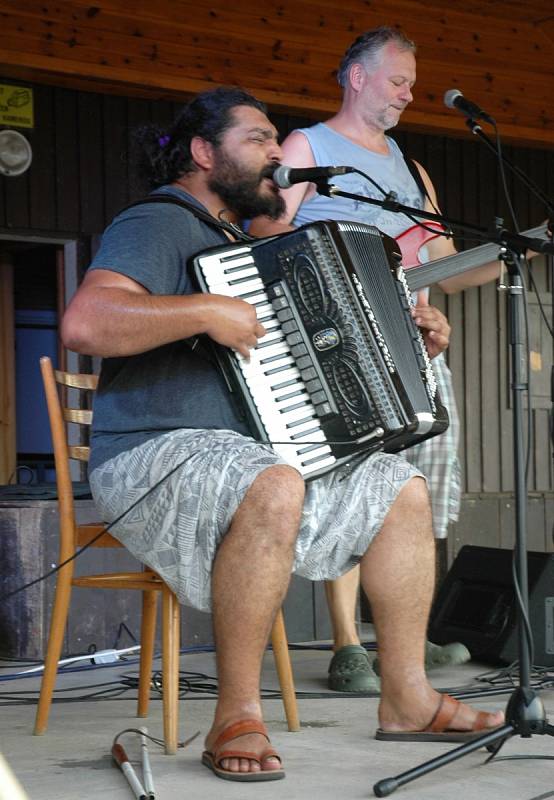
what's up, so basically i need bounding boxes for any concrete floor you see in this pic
[0,644,553,800]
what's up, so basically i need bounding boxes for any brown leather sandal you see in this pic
[202,718,285,781]
[375,694,504,742]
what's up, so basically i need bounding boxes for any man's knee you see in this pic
[386,475,432,530]
[399,475,430,508]
[244,464,305,539]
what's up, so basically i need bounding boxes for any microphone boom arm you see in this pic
[316,181,554,256]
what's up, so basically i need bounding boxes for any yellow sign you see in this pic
[0,84,34,129]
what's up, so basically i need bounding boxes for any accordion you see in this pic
[192,220,449,480]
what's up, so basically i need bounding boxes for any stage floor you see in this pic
[0,639,552,800]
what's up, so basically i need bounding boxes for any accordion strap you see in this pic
[120,193,254,242]
[117,192,252,423]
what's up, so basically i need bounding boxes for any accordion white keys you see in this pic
[192,220,449,481]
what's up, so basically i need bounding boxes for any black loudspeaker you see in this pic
[428,545,554,667]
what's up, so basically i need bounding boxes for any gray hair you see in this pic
[337,27,416,88]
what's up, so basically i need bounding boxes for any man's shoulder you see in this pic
[107,189,223,250]
[115,187,204,226]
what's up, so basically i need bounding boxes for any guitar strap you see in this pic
[404,157,439,213]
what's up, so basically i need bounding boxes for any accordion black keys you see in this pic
[192,220,449,480]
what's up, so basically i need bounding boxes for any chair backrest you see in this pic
[40,356,99,560]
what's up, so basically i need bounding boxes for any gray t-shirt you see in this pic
[88,185,251,471]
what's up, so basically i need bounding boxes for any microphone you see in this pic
[443,89,495,125]
[272,164,355,189]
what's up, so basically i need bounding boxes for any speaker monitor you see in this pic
[428,545,554,667]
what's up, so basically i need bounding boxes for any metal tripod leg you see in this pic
[373,724,514,797]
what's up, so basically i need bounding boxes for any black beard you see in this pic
[208,152,286,220]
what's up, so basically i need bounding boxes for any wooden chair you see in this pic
[34,356,300,754]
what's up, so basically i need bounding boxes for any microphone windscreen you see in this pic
[444,89,462,109]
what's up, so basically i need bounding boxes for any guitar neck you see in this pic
[405,224,547,292]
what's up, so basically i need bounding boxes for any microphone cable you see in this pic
[347,166,490,249]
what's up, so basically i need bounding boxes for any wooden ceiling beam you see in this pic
[0,1,552,148]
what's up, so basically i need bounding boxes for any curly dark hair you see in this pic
[337,26,416,88]
[133,87,268,189]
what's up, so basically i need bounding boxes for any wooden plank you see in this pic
[3,158,30,231]
[527,146,549,237]
[498,284,515,491]
[463,287,482,491]
[313,580,333,641]
[282,573,319,642]
[126,96,151,201]
[54,87,80,232]
[545,497,554,553]
[29,85,57,231]
[527,495,548,552]
[527,292,552,413]
[476,138,501,492]
[102,94,129,222]
[0,156,5,228]
[480,282,501,491]
[499,496,516,549]
[149,98,175,131]
[533,409,553,493]
[461,141,482,492]
[0,255,16,484]
[0,4,551,126]
[449,495,501,561]
[1,2,550,92]
[424,133,447,213]
[443,139,463,244]
[60,0,554,63]
[2,49,552,147]
[77,92,105,233]
[446,292,466,489]
[52,0,554,27]
[2,19,551,111]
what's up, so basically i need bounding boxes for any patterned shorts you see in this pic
[89,429,423,612]
[403,353,461,538]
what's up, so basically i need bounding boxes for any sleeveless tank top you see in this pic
[292,123,424,240]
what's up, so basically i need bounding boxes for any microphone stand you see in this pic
[464,119,554,218]
[373,243,554,797]
[313,178,554,258]
[308,180,554,795]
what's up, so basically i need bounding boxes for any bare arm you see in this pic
[414,161,502,294]
[249,130,317,237]
[61,268,265,359]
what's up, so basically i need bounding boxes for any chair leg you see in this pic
[271,609,300,732]
[161,586,180,755]
[137,590,158,718]
[34,574,73,735]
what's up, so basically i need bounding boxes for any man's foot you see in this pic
[202,718,284,782]
[424,640,471,669]
[328,644,380,692]
[377,690,505,742]
[373,639,471,675]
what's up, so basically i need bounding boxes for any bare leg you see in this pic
[324,566,361,650]
[360,476,504,732]
[204,464,305,775]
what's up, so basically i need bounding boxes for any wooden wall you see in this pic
[0,1,553,147]
[0,80,553,557]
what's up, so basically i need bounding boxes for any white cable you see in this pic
[15,645,141,675]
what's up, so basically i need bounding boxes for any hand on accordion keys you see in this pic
[203,294,266,361]
[411,291,451,359]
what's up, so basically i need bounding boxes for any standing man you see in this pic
[62,86,503,783]
[250,27,504,693]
